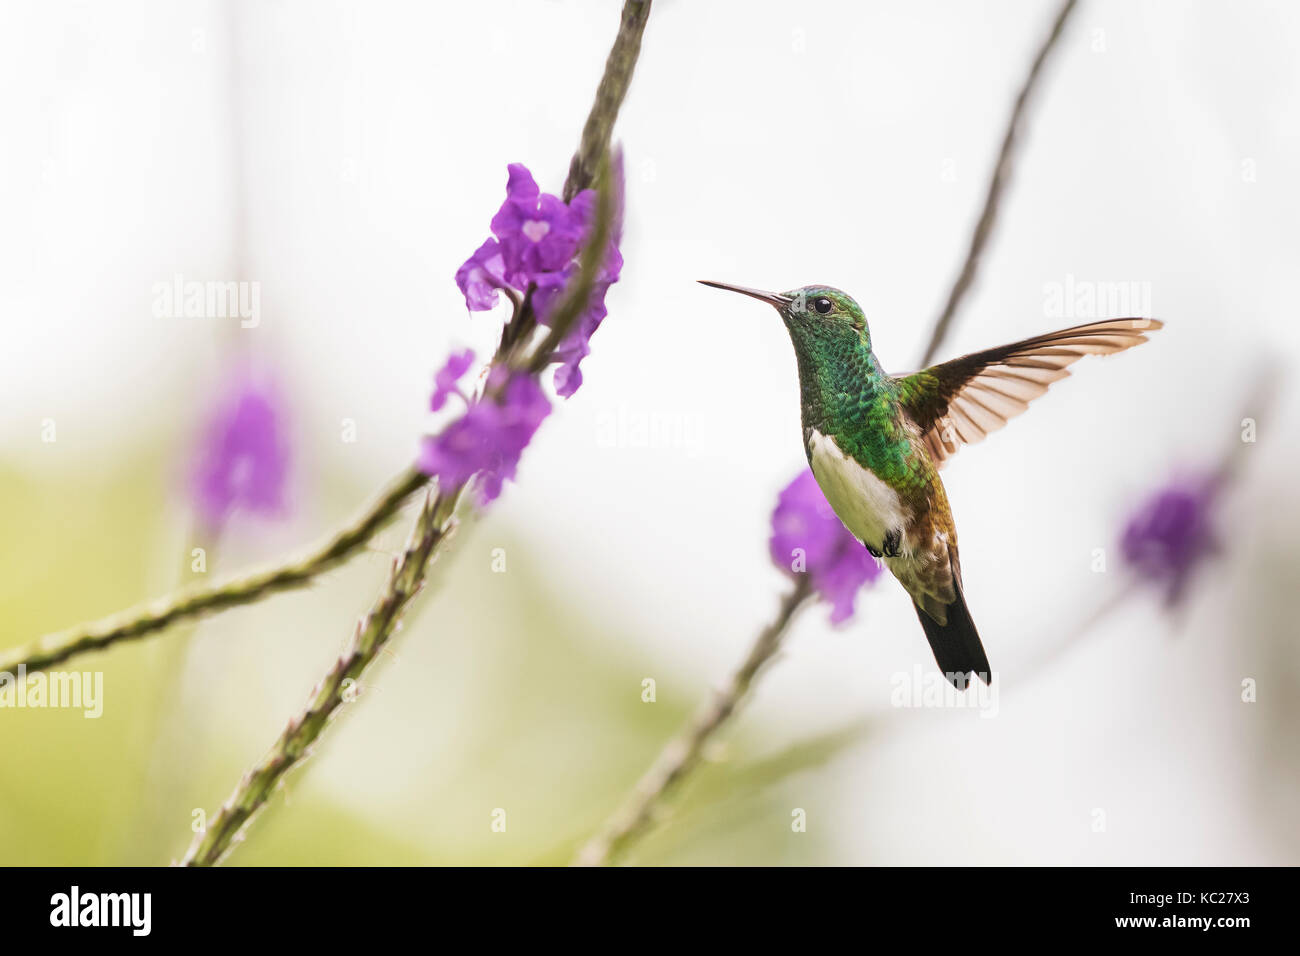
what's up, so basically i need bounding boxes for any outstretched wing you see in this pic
[895,318,1162,467]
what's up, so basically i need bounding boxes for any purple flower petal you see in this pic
[455,239,507,312]
[562,308,607,397]
[504,163,540,202]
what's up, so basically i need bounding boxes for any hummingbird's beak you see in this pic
[698,280,792,308]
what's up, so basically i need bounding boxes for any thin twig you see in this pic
[573,0,1080,867]
[919,0,1078,367]
[573,577,811,866]
[180,490,453,866]
[563,0,650,202]
[182,2,649,865]
[3,467,428,674]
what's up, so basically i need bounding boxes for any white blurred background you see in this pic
[2,0,1298,865]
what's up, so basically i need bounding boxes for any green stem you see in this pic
[919,0,1079,367]
[563,0,650,201]
[180,490,455,866]
[4,467,428,675]
[572,577,811,866]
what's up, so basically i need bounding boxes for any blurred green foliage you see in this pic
[0,442,860,865]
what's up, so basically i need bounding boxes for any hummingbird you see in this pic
[700,281,1162,688]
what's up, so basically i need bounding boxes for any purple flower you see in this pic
[1121,473,1220,604]
[419,367,551,505]
[490,164,588,286]
[455,239,508,312]
[770,469,882,623]
[191,375,290,527]
[453,158,625,397]
[430,349,476,412]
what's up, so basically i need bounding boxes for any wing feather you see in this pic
[894,317,1162,467]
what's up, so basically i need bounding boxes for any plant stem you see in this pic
[4,466,428,675]
[180,490,454,866]
[919,0,1079,366]
[563,0,650,202]
[573,577,811,866]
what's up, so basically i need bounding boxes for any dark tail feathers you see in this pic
[913,581,991,690]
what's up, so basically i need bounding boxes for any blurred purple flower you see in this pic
[551,326,595,397]
[1121,473,1220,604]
[453,157,625,397]
[430,349,476,412]
[419,367,551,505]
[770,469,882,623]
[574,147,626,251]
[192,376,289,527]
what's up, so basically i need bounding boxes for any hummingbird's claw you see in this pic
[863,532,902,559]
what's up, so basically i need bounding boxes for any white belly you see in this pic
[808,429,907,554]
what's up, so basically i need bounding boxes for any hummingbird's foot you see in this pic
[864,541,883,559]
[882,529,902,558]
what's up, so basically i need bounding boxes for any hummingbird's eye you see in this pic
[813,296,833,315]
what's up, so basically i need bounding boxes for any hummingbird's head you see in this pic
[698,281,871,354]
